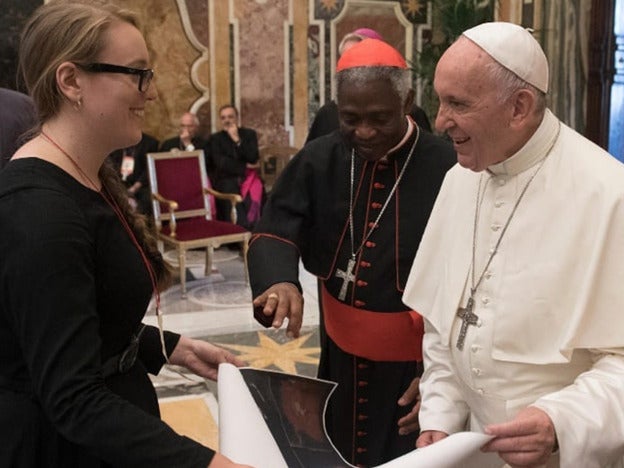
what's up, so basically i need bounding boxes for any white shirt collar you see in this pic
[488,109,560,176]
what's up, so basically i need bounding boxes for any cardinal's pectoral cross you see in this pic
[456,296,479,350]
[335,257,356,301]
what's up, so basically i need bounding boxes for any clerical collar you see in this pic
[488,109,560,176]
[381,116,415,161]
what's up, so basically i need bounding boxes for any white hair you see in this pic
[336,66,411,104]
[484,59,547,114]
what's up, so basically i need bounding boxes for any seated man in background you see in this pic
[160,111,207,152]
[108,132,159,216]
[206,104,262,229]
[305,28,431,143]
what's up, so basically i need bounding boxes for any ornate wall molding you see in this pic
[308,0,431,122]
[176,0,211,114]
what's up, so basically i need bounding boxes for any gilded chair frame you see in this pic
[146,150,250,297]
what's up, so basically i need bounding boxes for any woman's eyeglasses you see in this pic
[75,63,154,93]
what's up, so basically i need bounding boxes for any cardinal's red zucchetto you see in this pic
[336,38,407,72]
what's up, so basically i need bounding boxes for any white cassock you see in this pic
[403,109,624,468]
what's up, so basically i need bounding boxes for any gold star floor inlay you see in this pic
[214,330,321,374]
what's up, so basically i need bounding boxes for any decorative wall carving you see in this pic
[308,0,431,120]
[0,0,596,151]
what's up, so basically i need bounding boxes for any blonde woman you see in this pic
[0,2,251,467]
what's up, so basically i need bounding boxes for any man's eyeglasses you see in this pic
[76,63,154,93]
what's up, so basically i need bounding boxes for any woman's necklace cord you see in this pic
[39,130,169,362]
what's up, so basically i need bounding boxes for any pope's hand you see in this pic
[482,406,557,467]
[252,282,303,338]
[207,453,254,467]
[397,377,421,436]
[416,430,448,448]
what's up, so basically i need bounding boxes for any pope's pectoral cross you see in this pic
[335,257,356,301]
[456,296,479,350]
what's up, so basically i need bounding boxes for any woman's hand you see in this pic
[169,336,246,381]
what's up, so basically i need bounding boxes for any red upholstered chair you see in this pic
[146,150,250,297]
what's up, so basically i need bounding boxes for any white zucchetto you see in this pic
[463,21,549,93]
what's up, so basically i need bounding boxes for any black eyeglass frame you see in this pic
[75,63,154,93]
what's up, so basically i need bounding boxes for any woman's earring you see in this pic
[73,97,82,111]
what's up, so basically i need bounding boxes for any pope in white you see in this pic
[402,22,624,468]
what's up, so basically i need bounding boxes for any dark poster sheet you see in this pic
[217,364,498,467]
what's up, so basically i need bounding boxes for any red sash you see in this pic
[321,285,423,362]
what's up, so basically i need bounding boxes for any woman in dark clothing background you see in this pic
[0,2,251,467]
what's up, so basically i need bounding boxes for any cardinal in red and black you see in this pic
[247,39,456,467]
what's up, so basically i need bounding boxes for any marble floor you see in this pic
[146,248,321,450]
